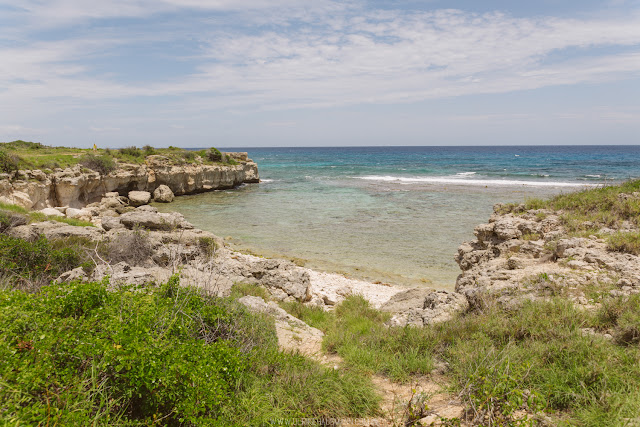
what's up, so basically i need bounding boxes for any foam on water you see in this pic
[358,175,597,188]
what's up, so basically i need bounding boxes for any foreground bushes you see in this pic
[0,276,379,425]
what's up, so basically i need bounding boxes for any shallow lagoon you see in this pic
[156,146,639,289]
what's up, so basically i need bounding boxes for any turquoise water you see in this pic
[156,146,640,289]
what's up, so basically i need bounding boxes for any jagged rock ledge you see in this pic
[0,153,260,209]
[455,201,640,311]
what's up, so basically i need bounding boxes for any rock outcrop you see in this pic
[238,296,325,356]
[7,192,312,303]
[380,288,469,327]
[0,153,259,209]
[455,203,640,311]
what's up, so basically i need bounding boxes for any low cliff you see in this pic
[455,195,640,310]
[0,154,259,209]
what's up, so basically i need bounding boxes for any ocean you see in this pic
[155,145,640,290]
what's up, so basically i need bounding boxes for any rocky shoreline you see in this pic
[4,159,638,330]
[0,152,259,210]
[10,181,639,334]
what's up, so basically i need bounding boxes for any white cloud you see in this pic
[1,3,640,114]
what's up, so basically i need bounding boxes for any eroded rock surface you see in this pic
[381,288,469,327]
[238,295,324,357]
[0,154,259,209]
[455,203,640,310]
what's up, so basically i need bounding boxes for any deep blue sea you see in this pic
[157,146,640,289]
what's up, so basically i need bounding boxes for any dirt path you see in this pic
[274,312,465,427]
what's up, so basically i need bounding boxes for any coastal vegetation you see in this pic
[499,179,640,256]
[1,173,640,425]
[276,292,640,426]
[0,140,237,173]
[0,201,94,228]
[0,210,379,425]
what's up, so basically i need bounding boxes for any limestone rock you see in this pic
[9,221,104,241]
[243,259,312,302]
[7,225,38,241]
[153,185,174,203]
[101,216,124,231]
[65,208,83,219]
[55,267,87,283]
[100,196,126,209]
[91,262,170,286]
[0,158,259,209]
[39,207,64,217]
[128,191,151,207]
[119,210,191,231]
[136,205,158,213]
[381,288,468,327]
[238,296,323,356]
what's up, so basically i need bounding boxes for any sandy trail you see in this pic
[275,313,465,427]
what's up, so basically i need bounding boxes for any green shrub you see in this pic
[198,236,218,258]
[523,179,640,230]
[0,235,86,288]
[79,154,116,175]
[118,146,142,157]
[1,140,44,150]
[181,150,196,162]
[607,231,640,255]
[142,144,155,155]
[0,278,245,424]
[206,147,223,162]
[0,210,27,233]
[0,277,379,424]
[0,150,20,173]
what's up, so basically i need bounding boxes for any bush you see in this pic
[118,146,142,157]
[142,145,155,155]
[0,277,379,424]
[608,231,640,255]
[181,150,196,162]
[0,150,20,173]
[198,236,218,258]
[0,234,87,289]
[79,154,116,175]
[0,210,27,233]
[0,278,246,424]
[206,147,223,162]
[1,140,44,150]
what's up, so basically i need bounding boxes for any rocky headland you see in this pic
[0,152,259,210]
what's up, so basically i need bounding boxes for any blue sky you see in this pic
[1,0,639,148]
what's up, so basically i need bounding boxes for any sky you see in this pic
[1,0,640,148]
